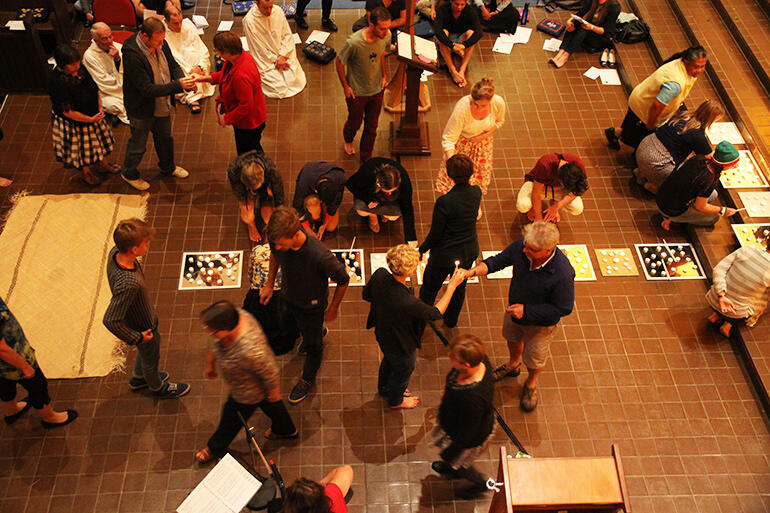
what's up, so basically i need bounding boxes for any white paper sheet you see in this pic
[305,30,330,44]
[183,18,204,35]
[570,14,587,24]
[192,15,209,28]
[511,26,532,44]
[293,33,302,44]
[177,454,260,513]
[217,20,233,31]
[143,9,157,20]
[492,37,514,54]
[583,66,600,80]
[240,36,249,51]
[413,34,437,62]
[498,33,515,43]
[6,20,25,31]
[599,69,621,85]
[420,70,434,82]
[542,38,561,52]
[397,31,413,60]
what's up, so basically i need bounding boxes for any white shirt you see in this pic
[441,94,506,153]
[82,40,124,99]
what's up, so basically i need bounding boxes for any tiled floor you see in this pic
[1,4,769,513]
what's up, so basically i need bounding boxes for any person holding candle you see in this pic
[419,154,481,328]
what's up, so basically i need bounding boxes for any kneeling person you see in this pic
[517,153,589,223]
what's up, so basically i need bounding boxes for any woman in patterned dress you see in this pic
[435,77,505,205]
[49,44,117,186]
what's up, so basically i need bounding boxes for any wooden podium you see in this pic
[389,31,437,156]
[488,445,631,513]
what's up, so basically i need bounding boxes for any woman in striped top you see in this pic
[706,244,770,337]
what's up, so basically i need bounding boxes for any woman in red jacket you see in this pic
[197,31,267,155]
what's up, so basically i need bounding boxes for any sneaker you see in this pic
[295,15,309,29]
[122,174,150,191]
[169,166,189,179]
[321,18,338,32]
[288,379,313,404]
[600,48,609,67]
[129,371,169,391]
[152,381,191,398]
[493,364,521,381]
[520,385,538,412]
[604,127,621,151]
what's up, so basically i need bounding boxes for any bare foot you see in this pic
[0,177,12,187]
[4,400,27,416]
[450,70,464,87]
[343,142,356,155]
[390,396,419,409]
[403,389,411,397]
[368,215,380,233]
[526,209,538,222]
[248,226,262,242]
[477,207,483,220]
[707,313,720,324]
[661,219,671,231]
[195,446,214,463]
[41,410,69,424]
[719,322,732,338]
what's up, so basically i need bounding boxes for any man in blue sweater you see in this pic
[467,221,574,411]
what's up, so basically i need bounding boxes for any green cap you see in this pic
[713,141,739,165]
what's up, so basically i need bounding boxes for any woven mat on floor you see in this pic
[0,193,148,379]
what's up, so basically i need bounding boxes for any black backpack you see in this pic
[614,19,650,44]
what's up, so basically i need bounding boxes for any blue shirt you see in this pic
[483,238,575,326]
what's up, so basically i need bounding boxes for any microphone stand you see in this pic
[237,412,282,511]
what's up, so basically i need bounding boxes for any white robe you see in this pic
[243,5,306,99]
[164,20,215,104]
[82,40,128,124]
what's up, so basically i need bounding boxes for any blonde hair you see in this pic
[386,244,420,277]
[240,161,265,191]
[522,221,559,251]
[670,99,723,135]
[471,77,495,101]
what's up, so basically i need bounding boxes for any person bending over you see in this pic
[517,153,589,222]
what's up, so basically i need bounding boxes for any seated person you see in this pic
[132,0,184,20]
[243,0,307,99]
[163,3,215,113]
[82,23,129,124]
[352,0,406,41]
[300,194,332,239]
[657,141,738,231]
[517,153,589,222]
[227,151,286,242]
[634,99,722,194]
[73,0,95,27]
[549,0,620,68]
[292,161,346,236]
[473,0,519,35]
[345,157,417,244]
[283,466,354,513]
[433,0,483,87]
[706,244,770,338]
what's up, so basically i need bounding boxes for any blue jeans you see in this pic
[133,327,162,391]
[377,347,416,407]
[121,116,175,180]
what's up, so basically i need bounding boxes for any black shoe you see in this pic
[604,127,620,150]
[41,409,78,429]
[181,0,195,9]
[295,15,309,30]
[321,18,338,32]
[493,364,521,381]
[288,379,313,404]
[431,461,459,478]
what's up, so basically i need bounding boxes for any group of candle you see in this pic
[184,253,240,286]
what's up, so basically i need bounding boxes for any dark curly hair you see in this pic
[558,163,589,196]
[282,478,332,513]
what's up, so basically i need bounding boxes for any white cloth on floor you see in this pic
[164,21,215,104]
[243,4,306,99]
[82,40,129,124]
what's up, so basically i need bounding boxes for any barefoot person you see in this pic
[466,221,574,412]
[434,0,483,87]
[195,300,297,463]
[227,151,286,243]
[1,297,78,429]
[363,244,467,409]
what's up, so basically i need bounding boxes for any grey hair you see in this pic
[522,221,559,251]
[90,22,110,40]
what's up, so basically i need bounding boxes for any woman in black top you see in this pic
[227,151,286,242]
[346,157,417,242]
[419,154,481,328]
[432,334,495,499]
[549,0,620,68]
[49,44,117,186]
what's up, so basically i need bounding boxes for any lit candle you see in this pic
[454,260,460,271]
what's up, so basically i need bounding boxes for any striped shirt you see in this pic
[706,246,770,326]
[103,247,157,345]
[212,310,280,404]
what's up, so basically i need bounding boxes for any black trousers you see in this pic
[0,363,51,409]
[560,26,612,53]
[285,305,326,382]
[207,395,296,458]
[296,0,331,19]
[475,3,520,34]
[419,255,474,328]
[234,123,265,155]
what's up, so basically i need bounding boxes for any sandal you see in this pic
[189,103,202,114]
[4,397,32,425]
[368,216,380,233]
[264,427,299,440]
[493,363,521,381]
[195,446,215,463]
[99,162,121,174]
[80,170,102,186]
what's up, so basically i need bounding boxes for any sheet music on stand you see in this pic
[397,31,437,63]
[177,454,261,513]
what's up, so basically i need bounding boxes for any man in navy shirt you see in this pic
[467,222,574,411]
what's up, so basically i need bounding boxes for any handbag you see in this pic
[614,19,650,44]
[302,41,336,65]
[536,18,565,37]
[232,0,255,15]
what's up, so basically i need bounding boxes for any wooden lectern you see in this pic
[488,445,631,513]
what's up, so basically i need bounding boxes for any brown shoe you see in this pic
[520,386,538,412]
